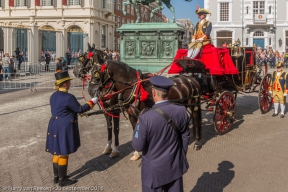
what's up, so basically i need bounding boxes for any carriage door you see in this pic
[253,31,265,49]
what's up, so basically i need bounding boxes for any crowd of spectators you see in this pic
[0,48,26,81]
[255,45,288,68]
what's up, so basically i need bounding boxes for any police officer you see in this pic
[132,76,190,192]
[269,62,288,118]
[187,6,212,58]
[46,71,98,187]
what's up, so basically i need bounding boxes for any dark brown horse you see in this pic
[73,49,121,158]
[88,51,202,159]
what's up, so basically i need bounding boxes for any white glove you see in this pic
[197,37,204,41]
[284,93,287,97]
[269,91,272,95]
[191,38,195,43]
[90,97,98,104]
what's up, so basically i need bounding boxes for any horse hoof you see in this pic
[109,151,119,158]
[103,148,112,154]
[193,144,202,151]
[130,154,140,161]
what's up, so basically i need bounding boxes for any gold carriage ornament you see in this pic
[231,39,243,58]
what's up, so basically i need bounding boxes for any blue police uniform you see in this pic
[46,90,92,155]
[132,76,190,192]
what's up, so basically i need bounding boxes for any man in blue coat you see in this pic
[132,76,190,192]
[46,71,98,187]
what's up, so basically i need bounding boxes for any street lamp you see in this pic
[278,38,282,47]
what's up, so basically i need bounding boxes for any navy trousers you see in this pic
[142,177,183,192]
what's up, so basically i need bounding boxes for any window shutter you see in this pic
[35,0,40,6]
[9,0,14,7]
[62,0,67,6]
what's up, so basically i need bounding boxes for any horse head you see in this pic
[72,52,90,79]
[88,50,114,98]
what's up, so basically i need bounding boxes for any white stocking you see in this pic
[187,48,200,58]
[274,103,279,114]
[280,104,285,115]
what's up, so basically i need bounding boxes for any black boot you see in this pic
[53,163,59,184]
[58,165,77,187]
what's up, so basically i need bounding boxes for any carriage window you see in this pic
[253,1,265,18]
[216,31,232,47]
[253,31,264,36]
[101,25,106,48]
[220,3,229,21]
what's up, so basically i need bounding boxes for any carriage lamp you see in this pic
[278,38,282,47]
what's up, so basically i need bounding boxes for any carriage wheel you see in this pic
[213,91,236,134]
[258,73,272,114]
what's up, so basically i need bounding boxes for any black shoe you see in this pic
[280,114,285,118]
[59,178,77,187]
[58,164,76,187]
[272,113,278,117]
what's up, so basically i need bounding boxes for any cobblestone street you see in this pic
[0,78,288,192]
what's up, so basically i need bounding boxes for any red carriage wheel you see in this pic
[213,91,236,134]
[258,73,272,114]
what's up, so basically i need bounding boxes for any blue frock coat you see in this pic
[45,90,92,155]
[132,101,190,189]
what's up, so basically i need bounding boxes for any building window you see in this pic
[42,0,53,6]
[246,38,249,45]
[102,0,106,9]
[68,0,80,6]
[0,0,2,7]
[122,18,125,25]
[118,16,120,28]
[101,25,106,48]
[117,0,120,10]
[286,31,288,50]
[127,5,130,14]
[16,0,27,7]
[269,6,271,14]
[269,38,271,45]
[114,0,116,8]
[220,2,229,21]
[127,19,130,23]
[246,6,249,14]
[216,31,232,47]
[253,1,265,16]
[131,6,134,15]
[254,31,264,36]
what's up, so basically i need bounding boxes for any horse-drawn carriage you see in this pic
[169,43,271,134]
[73,42,272,158]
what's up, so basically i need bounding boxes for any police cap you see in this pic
[150,76,174,91]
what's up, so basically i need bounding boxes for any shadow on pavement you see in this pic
[190,161,235,192]
[68,141,135,179]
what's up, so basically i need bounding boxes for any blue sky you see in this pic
[162,0,204,24]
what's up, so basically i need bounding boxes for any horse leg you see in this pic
[193,99,202,150]
[103,114,113,154]
[134,3,141,23]
[109,115,120,158]
[122,0,131,16]
[128,114,141,161]
[150,1,164,20]
[163,1,175,23]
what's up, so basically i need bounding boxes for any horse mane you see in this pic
[107,60,137,74]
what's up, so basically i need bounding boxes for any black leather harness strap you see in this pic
[153,107,180,134]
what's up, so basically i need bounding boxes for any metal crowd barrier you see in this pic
[0,62,83,92]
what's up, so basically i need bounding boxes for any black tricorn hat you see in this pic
[54,71,72,86]
[276,62,283,68]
